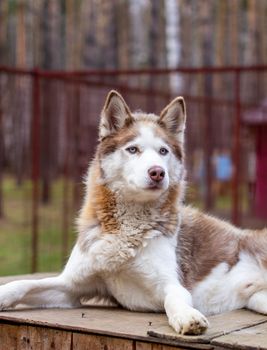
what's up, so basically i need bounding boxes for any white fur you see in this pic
[101,124,183,202]
[0,117,208,335]
[192,252,267,316]
[1,105,266,336]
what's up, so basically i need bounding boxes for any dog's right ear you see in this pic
[99,90,132,139]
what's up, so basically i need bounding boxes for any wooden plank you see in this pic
[0,323,19,350]
[28,327,72,350]
[17,326,30,350]
[211,321,267,350]
[0,324,72,350]
[0,308,212,348]
[72,334,133,350]
[1,274,267,348]
[1,307,267,347]
[147,309,267,346]
[0,307,164,341]
[135,341,189,350]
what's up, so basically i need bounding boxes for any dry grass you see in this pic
[0,176,77,276]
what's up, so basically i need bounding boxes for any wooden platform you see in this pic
[1,275,267,349]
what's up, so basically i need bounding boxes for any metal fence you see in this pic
[0,65,266,274]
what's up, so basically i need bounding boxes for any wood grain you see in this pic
[1,275,267,349]
[28,327,72,350]
[136,341,186,350]
[0,324,19,350]
[0,307,164,341]
[0,325,72,350]
[211,321,267,350]
[72,334,133,350]
[147,309,267,345]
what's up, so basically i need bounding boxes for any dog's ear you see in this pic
[159,97,186,143]
[99,90,132,139]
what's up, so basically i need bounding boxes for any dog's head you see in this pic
[96,91,186,202]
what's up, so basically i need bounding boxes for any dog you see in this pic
[0,90,266,335]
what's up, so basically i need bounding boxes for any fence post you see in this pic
[73,84,82,211]
[0,73,3,218]
[61,84,71,266]
[31,69,41,273]
[232,70,241,225]
[203,73,214,211]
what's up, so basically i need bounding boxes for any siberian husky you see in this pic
[0,91,267,335]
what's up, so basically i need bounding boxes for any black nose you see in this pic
[148,166,165,182]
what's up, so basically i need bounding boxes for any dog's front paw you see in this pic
[168,307,209,335]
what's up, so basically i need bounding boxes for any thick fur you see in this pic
[0,91,266,336]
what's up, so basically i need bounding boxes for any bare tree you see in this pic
[0,0,8,217]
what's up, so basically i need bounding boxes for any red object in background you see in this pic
[243,99,267,219]
[255,126,267,218]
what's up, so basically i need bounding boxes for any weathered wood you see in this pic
[147,309,267,346]
[0,323,19,350]
[0,307,164,341]
[1,308,266,349]
[1,275,267,349]
[0,324,72,350]
[135,341,188,350]
[28,327,72,350]
[17,326,30,350]
[211,321,267,350]
[73,334,133,350]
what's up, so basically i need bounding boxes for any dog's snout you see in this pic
[148,166,165,182]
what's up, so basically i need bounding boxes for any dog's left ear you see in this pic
[99,90,132,139]
[159,97,186,143]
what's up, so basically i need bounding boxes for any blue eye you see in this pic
[126,146,138,154]
[160,147,169,155]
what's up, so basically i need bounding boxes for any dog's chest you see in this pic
[103,235,179,312]
[115,201,180,238]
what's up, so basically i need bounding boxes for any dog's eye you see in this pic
[159,147,169,155]
[126,146,138,154]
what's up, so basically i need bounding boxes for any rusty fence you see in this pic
[0,65,266,274]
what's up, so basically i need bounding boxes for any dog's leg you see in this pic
[0,275,80,310]
[164,284,209,335]
[0,244,108,310]
[247,289,267,314]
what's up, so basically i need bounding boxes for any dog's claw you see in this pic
[168,307,209,335]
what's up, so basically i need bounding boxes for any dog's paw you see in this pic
[168,307,209,335]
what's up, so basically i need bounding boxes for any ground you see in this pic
[0,176,76,275]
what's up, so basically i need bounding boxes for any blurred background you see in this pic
[0,0,266,275]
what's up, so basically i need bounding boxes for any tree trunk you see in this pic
[40,0,61,204]
[15,0,27,186]
[199,0,214,210]
[0,0,8,218]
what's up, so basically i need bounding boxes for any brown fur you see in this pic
[179,206,267,290]
[93,184,121,234]
[178,207,240,289]
[78,175,182,251]
[157,185,181,236]
[77,162,120,251]
[240,229,267,269]
[77,100,185,253]
[132,113,184,160]
[77,177,182,253]
[98,125,138,156]
[154,125,184,160]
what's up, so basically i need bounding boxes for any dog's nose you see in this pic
[148,166,165,182]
